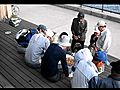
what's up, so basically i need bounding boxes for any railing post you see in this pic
[102,4,103,12]
[80,4,82,7]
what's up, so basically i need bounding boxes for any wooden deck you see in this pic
[0,19,119,88]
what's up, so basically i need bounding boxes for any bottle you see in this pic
[97,61,104,74]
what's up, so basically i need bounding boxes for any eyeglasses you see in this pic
[99,26,106,28]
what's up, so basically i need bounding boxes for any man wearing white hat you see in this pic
[71,48,98,88]
[41,34,71,82]
[95,20,111,53]
[71,48,109,88]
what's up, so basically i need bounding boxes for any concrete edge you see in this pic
[108,54,120,61]
[54,4,120,23]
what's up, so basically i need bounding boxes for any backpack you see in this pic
[15,28,38,48]
[9,15,22,27]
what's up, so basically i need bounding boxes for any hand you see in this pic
[94,47,98,51]
[73,35,78,40]
[95,47,104,52]
[77,35,80,39]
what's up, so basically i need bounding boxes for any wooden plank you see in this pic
[0,55,42,88]
[0,64,24,88]
[0,42,51,88]
[0,24,48,88]
[0,49,42,88]
[0,74,14,88]
[0,25,66,88]
[0,33,61,88]
[0,21,70,88]
[0,39,69,88]
[60,77,71,87]
[0,55,34,88]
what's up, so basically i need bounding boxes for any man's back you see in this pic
[71,60,98,88]
[25,33,50,64]
[41,43,68,77]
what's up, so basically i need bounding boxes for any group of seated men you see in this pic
[15,24,120,88]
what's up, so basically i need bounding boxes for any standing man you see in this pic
[96,20,111,53]
[71,12,87,52]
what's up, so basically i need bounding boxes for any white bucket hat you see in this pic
[74,48,93,62]
[45,29,55,37]
[97,20,106,27]
[58,35,71,47]
[94,26,100,33]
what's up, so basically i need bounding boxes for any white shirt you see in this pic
[25,33,50,64]
[71,48,98,88]
[96,28,111,53]
[74,48,93,67]
[71,60,98,88]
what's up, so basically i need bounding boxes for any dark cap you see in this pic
[110,60,120,74]
[73,43,82,52]
[37,24,47,31]
[59,32,68,39]
[77,12,84,19]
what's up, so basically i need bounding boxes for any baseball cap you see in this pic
[37,24,47,31]
[77,12,85,19]
[94,50,110,65]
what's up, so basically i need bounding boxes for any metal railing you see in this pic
[81,4,120,15]
[11,5,20,16]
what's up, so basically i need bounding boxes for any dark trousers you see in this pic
[71,39,85,52]
[47,71,62,82]
[25,61,41,69]
[41,70,63,83]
